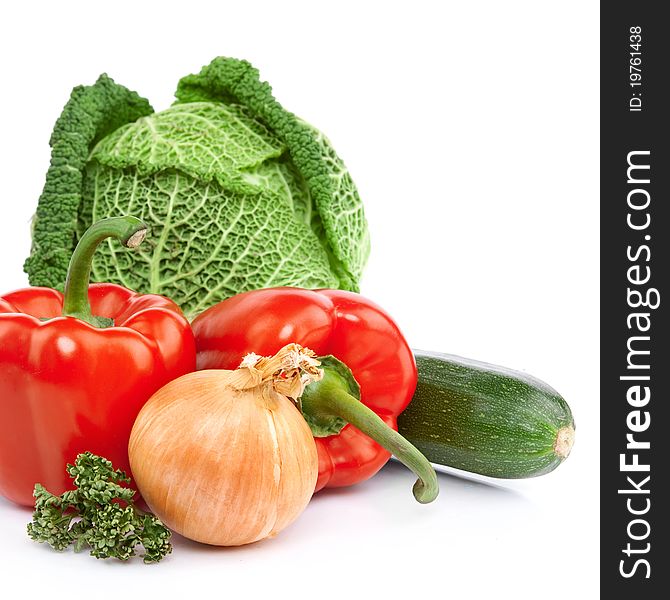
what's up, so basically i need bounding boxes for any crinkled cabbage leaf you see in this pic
[25,58,369,318]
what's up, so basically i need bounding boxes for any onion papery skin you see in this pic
[128,369,318,546]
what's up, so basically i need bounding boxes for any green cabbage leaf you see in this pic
[25,58,369,318]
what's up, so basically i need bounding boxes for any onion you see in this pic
[128,344,320,546]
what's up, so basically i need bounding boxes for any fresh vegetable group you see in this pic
[0,58,574,563]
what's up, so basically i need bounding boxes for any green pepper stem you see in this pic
[61,217,147,327]
[301,367,439,503]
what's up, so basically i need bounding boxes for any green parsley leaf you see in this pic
[27,452,172,563]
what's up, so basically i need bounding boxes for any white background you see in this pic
[0,1,599,598]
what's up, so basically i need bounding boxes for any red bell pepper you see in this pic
[0,217,195,507]
[192,287,438,503]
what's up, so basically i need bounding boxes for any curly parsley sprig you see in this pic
[27,452,172,563]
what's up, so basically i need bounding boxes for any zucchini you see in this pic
[397,350,575,479]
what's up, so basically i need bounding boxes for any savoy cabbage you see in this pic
[25,58,369,317]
